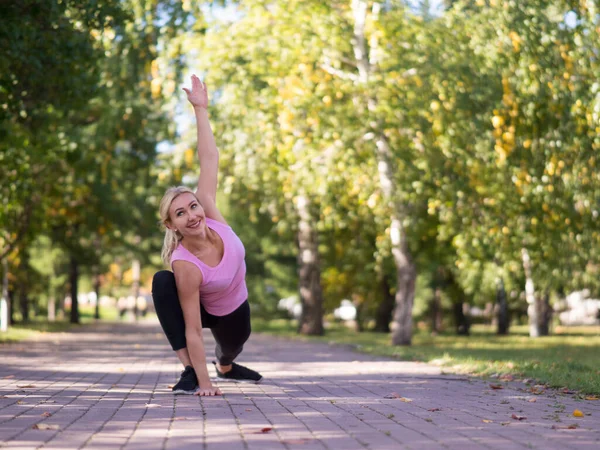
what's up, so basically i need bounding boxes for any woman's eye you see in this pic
[191,203,197,209]
[176,211,183,217]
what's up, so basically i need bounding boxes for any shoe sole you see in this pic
[212,377,263,385]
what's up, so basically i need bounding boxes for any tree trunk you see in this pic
[350,0,416,345]
[296,194,324,335]
[93,271,101,320]
[374,276,395,332]
[19,289,29,323]
[69,254,80,324]
[1,259,9,332]
[353,295,365,332]
[538,291,551,336]
[453,302,470,335]
[8,288,16,325]
[521,248,540,337]
[57,286,65,320]
[18,254,30,322]
[430,286,442,334]
[47,289,56,322]
[496,277,509,335]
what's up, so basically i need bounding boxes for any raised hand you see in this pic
[182,74,208,109]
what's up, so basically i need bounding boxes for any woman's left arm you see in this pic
[183,75,221,215]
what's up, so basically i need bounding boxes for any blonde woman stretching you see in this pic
[152,75,262,396]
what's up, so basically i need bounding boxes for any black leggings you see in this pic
[151,270,251,366]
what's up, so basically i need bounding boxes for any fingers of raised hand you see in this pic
[191,74,206,92]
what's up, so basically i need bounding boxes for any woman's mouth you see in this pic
[188,220,202,229]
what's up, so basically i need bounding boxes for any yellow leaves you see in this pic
[573,409,584,417]
[502,226,510,235]
[278,110,294,132]
[585,396,599,401]
[151,60,160,79]
[502,131,514,145]
[509,31,522,52]
[430,101,441,112]
[184,148,195,168]
[492,115,505,129]
[427,199,441,215]
[151,78,162,99]
[322,95,332,106]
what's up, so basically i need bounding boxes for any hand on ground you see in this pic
[195,385,222,396]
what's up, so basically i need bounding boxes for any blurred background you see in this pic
[1,0,599,352]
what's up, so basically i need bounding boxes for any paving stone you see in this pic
[0,320,599,449]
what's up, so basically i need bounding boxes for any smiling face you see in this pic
[166,192,207,239]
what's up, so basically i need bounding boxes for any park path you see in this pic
[0,320,599,450]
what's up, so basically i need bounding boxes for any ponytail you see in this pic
[161,228,181,267]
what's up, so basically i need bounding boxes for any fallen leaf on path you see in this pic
[17,385,36,389]
[499,374,514,381]
[489,384,504,390]
[2,375,14,379]
[511,414,526,421]
[552,424,578,430]
[245,408,252,411]
[482,419,493,423]
[584,396,599,401]
[384,392,401,399]
[561,388,576,394]
[16,401,25,405]
[260,427,272,433]
[32,424,59,431]
[399,397,412,402]
[41,412,52,417]
[145,404,160,408]
[528,398,537,403]
[427,408,441,412]
[572,409,584,417]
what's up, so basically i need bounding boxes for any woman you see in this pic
[152,75,262,396]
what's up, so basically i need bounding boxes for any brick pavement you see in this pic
[0,320,599,450]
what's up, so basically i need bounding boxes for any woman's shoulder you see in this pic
[206,217,231,229]
[172,259,203,287]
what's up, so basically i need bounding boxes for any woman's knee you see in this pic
[152,271,177,305]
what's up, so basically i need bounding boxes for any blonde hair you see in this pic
[159,186,199,266]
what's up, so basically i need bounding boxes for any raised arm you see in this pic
[172,260,221,396]
[182,75,224,223]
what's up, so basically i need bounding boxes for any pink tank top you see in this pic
[170,218,248,316]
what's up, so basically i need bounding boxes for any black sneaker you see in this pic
[212,361,263,384]
[172,365,198,394]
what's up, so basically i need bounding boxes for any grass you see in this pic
[252,318,600,395]
[0,305,138,343]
